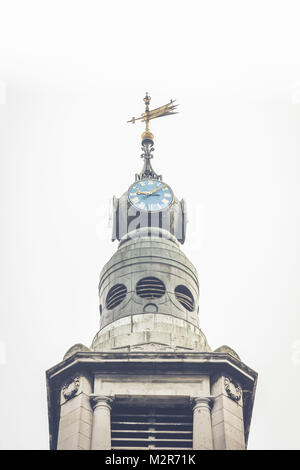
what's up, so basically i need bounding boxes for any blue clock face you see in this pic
[128,179,173,212]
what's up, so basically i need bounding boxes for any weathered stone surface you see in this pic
[94,373,209,397]
[63,344,91,360]
[59,406,92,429]
[60,392,91,415]
[56,375,93,450]
[214,345,240,360]
[213,434,226,450]
[192,398,213,450]
[97,235,200,330]
[211,375,246,450]
[58,431,90,450]
[60,374,92,406]
[58,416,92,441]
[211,407,243,431]
[90,396,113,450]
[213,394,243,417]
[92,313,210,352]
[47,345,257,451]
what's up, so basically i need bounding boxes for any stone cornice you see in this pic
[46,351,257,383]
[46,351,257,450]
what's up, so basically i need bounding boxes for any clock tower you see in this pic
[46,94,257,451]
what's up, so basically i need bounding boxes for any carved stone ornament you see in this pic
[224,377,242,402]
[62,376,80,401]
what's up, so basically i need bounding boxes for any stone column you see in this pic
[90,395,114,450]
[192,397,213,450]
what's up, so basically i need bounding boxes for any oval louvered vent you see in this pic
[106,284,127,310]
[136,277,165,299]
[175,285,194,311]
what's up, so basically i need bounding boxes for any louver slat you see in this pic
[106,284,127,310]
[136,277,166,299]
[111,406,193,450]
[174,285,194,311]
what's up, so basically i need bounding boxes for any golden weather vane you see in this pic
[127,92,179,142]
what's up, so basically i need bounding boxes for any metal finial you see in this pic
[143,92,151,111]
[128,93,179,181]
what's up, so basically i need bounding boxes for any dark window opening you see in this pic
[106,284,127,310]
[111,404,193,450]
[175,285,194,312]
[136,277,165,299]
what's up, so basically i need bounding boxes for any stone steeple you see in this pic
[46,95,257,451]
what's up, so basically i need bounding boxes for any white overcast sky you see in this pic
[0,0,300,450]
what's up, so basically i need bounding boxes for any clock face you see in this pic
[128,179,173,212]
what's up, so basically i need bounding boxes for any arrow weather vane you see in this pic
[127,92,179,143]
[128,93,179,182]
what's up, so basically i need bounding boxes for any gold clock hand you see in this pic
[150,184,167,195]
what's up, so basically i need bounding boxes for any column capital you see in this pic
[191,396,214,411]
[90,395,114,410]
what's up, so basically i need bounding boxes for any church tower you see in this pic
[46,94,257,451]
